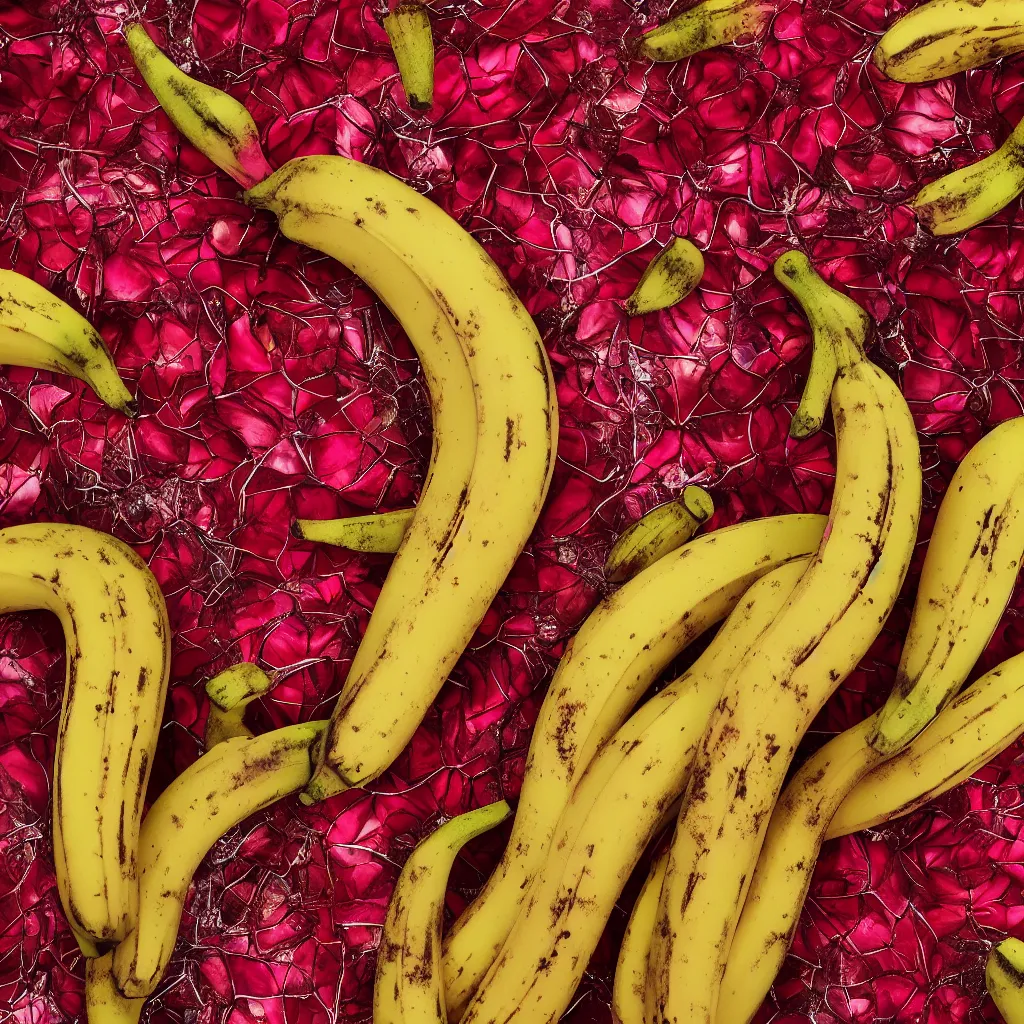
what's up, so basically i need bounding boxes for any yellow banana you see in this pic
[112,720,326,997]
[0,269,134,413]
[625,238,704,316]
[614,847,669,1024]
[442,520,824,1017]
[204,662,273,748]
[646,253,922,1024]
[461,558,810,1024]
[605,485,714,582]
[86,953,143,1024]
[375,801,511,1024]
[247,158,558,799]
[874,0,1024,83]
[293,507,414,553]
[0,524,170,950]
[987,937,1024,1024]
[383,3,435,110]
[638,0,770,61]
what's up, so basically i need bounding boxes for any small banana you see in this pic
[0,269,135,413]
[0,524,170,951]
[638,0,770,61]
[293,507,414,553]
[112,720,326,998]
[383,3,435,110]
[987,937,1024,1024]
[86,953,143,1024]
[604,485,714,583]
[912,113,1024,236]
[625,238,704,316]
[441,514,825,1016]
[125,23,272,188]
[874,0,1024,83]
[375,801,511,1024]
[204,662,273,748]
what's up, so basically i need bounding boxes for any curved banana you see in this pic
[204,662,273,748]
[614,847,669,1024]
[874,0,1024,83]
[442,518,824,1017]
[0,524,170,950]
[86,953,143,1024]
[383,2,435,110]
[605,485,714,582]
[625,238,704,316]
[638,0,770,61]
[0,269,135,413]
[827,649,1024,839]
[461,558,809,1024]
[375,801,511,1024]
[293,507,414,553]
[247,157,558,799]
[646,253,922,1024]
[987,937,1024,1024]
[112,720,326,997]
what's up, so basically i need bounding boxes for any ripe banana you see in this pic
[375,801,511,1024]
[441,516,824,1015]
[246,157,558,799]
[293,507,414,553]
[872,415,1024,754]
[204,662,273,748]
[86,953,143,1024]
[625,238,704,316]
[0,524,170,951]
[638,0,770,61]
[874,0,1024,83]
[912,112,1024,236]
[614,847,669,1024]
[383,2,435,111]
[827,649,1024,839]
[112,720,326,997]
[0,268,135,413]
[125,23,272,188]
[987,937,1024,1024]
[605,485,714,582]
[646,252,922,1024]
[461,557,810,1024]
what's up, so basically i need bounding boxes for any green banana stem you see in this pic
[125,23,272,188]
[293,507,415,552]
[204,662,273,748]
[625,237,704,316]
[638,0,770,61]
[383,3,435,110]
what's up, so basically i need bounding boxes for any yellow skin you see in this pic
[646,258,922,1024]
[625,238,704,316]
[112,721,326,998]
[0,524,170,950]
[638,0,771,61]
[460,558,810,1024]
[0,269,134,413]
[374,802,510,1024]
[441,514,826,1016]
[86,953,143,1024]
[987,938,1024,1024]
[384,3,435,111]
[293,508,414,553]
[874,0,1024,83]
[204,662,274,748]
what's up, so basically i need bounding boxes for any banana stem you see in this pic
[205,663,273,748]
[383,3,435,110]
[293,507,414,552]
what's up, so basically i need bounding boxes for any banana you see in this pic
[86,953,144,1024]
[112,720,326,997]
[605,485,714,582]
[204,663,274,748]
[827,650,1024,839]
[912,113,1024,236]
[987,937,1024,1024]
[874,0,1024,83]
[872,415,1024,754]
[383,2,435,111]
[625,238,704,316]
[0,268,135,413]
[614,847,669,1024]
[442,520,824,1017]
[638,0,770,61]
[646,252,922,1024]
[0,524,170,951]
[293,507,414,553]
[375,801,511,1024]
[461,557,810,1024]
[246,158,558,800]
[125,23,272,188]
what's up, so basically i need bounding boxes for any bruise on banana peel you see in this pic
[638,0,770,61]
[625,237,704,316]
[988,937,1024,1024]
